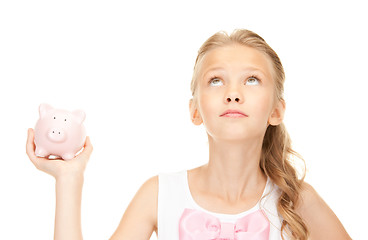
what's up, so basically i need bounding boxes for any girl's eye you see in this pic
[208,76,260,86]
[246,76,260,85]
[209,77,223,86]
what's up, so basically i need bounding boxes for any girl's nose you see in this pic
[225,91,243,103]
[224,82,244,104]
[226,97,240,102]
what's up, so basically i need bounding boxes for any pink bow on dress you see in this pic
[179,208,270,240]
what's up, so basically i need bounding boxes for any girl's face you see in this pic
[190,44,285,142]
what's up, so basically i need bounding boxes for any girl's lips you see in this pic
[220,113,248,118]
[220,109,248,117]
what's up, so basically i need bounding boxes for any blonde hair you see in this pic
[190,29,309,239]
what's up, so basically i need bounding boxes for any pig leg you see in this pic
[62,153,75,160]
[35,147,49,158]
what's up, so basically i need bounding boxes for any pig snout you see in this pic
[47,128,67,143]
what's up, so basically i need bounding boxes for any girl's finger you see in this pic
[80,136,93,158]
[26,128,35,158]
[74,136,93,163]
[26,128,41,167]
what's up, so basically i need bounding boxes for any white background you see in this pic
[1,0,367,239]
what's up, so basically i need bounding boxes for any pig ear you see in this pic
[39,103,54,118]
[72,110,86,124]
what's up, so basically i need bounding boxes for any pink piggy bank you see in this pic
[34,103,87,160]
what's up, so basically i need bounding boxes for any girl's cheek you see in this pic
[254,96,273,117]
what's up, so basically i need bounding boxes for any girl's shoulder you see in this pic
[296,182,351,239]
[109,175,158,239]
[296,181,330,213]
[296,181,328,219]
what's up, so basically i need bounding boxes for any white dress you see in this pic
[157,169,288,239]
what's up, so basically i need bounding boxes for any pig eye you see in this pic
[53,117,56,119]
[64,119,67,121]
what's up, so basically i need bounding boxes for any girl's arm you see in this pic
[26,128,157,240]
[54,174,84,240]
[26,128,92,240]
[296,182,352,240]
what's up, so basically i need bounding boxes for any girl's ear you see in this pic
[189,99,203,126]
[268,99,286,126]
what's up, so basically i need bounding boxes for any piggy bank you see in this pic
[34,103,87,160]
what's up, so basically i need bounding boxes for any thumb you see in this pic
[78,136,93,160]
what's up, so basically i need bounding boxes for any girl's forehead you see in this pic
[200,44,274,78]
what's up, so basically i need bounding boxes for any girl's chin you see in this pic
[209,133,255,141]
[206,129,264,142]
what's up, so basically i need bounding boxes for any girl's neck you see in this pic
[200,136,267,202]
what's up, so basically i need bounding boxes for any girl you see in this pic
[26,29,351,240]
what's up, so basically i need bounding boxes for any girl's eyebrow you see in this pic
[202,66,268,78]
[202,67,225,77]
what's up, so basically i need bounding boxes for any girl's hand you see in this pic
[26,128,93,180]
